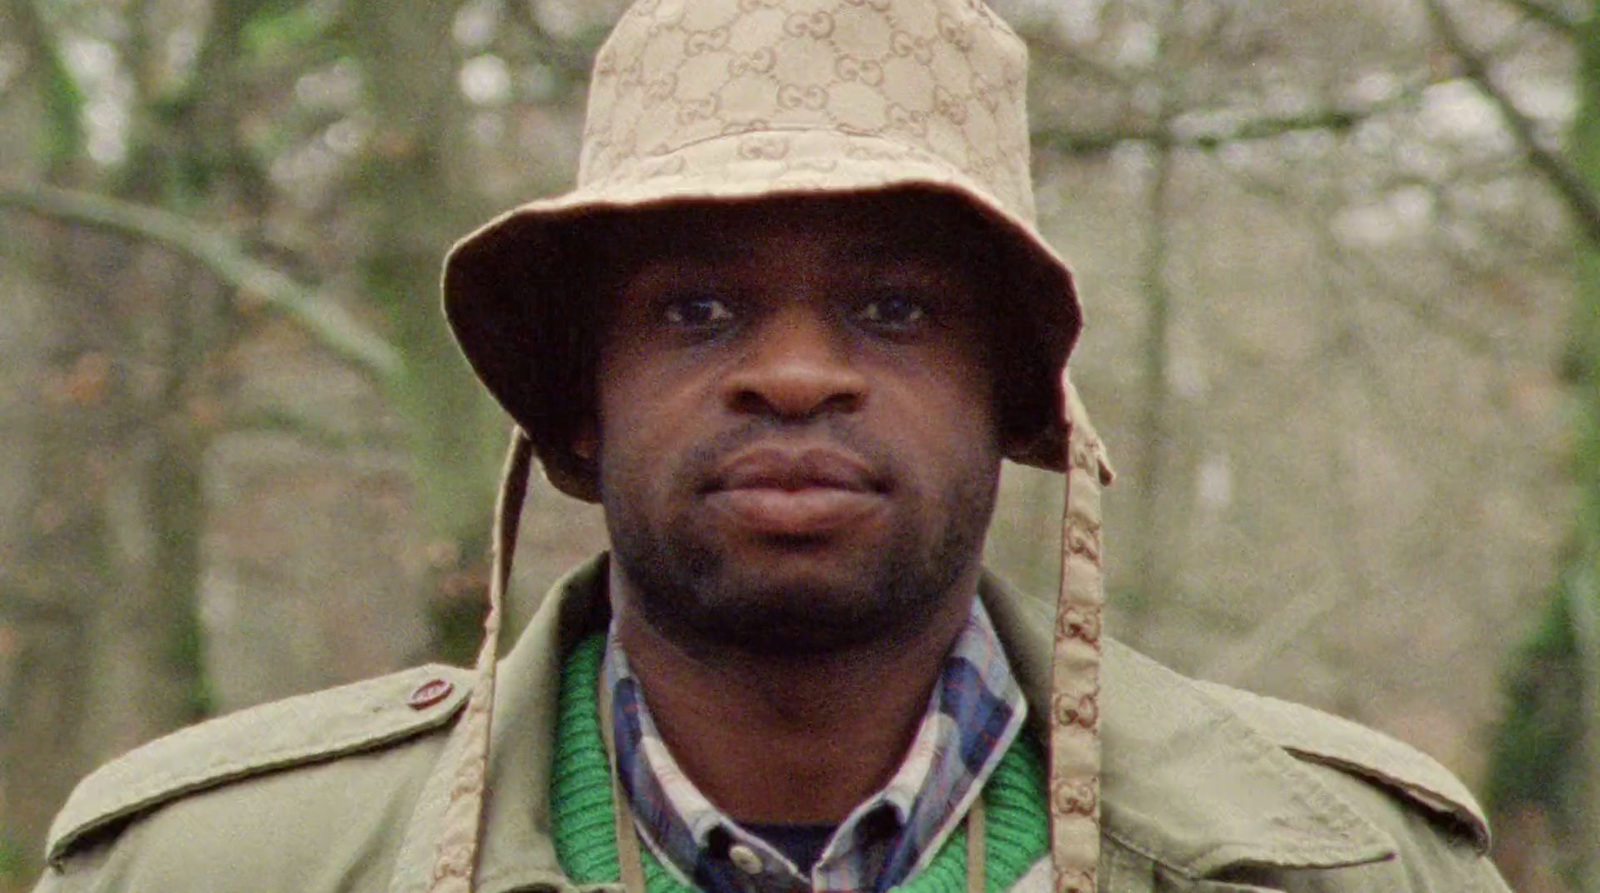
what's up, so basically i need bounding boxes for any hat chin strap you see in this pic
[428,429,533,893]
[1050,373,1114,893]
[432,376,1113,893]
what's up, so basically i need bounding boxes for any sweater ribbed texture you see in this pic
[552,635,1048,893]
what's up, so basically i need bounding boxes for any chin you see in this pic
[625,547,957,658]
[676,592,922,658]
[608,478,993,657]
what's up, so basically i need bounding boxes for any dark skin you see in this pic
[575,194,1014,824]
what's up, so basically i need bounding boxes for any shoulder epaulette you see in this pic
[47,663,473,865]
[1195,681,1491,853]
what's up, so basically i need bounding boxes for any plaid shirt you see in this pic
[604,600,1027,893]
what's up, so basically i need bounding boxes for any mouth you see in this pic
[702,446,888,537]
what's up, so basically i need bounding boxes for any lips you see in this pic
[702,446,887,536]
[711,446,881,493]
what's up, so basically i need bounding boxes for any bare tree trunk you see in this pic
[350,1,502,662]
[0,217,185,883]
[0,0,97,877]
[0,0,262,875]
[1128,143,1174,642]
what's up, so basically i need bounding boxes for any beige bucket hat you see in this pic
[432,2,1115,892]
[443,0,1094,502]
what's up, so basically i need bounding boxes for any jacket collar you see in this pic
[390,555,1394,892]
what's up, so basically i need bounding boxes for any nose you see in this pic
[722,308,867,420]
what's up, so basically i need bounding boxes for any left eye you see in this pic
[856,294,927,328]
[664,296,734,327]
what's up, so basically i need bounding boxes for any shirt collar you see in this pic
[603,599,1028,893]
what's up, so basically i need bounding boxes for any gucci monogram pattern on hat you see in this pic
[574,0,1035,222]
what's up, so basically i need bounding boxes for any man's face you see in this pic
[588,194,1007,656]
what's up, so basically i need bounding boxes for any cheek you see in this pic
[595,385,649,476]
[593,385,661,518]
[593,348,708,478]
[889,347,998,438]
[592,349,648,474]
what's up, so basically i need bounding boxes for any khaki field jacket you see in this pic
[37,556,1511,892]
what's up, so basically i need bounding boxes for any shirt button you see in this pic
[728,843,763,876]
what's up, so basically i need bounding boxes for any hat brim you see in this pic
[443,131,1081,502]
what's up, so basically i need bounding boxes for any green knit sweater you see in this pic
[551,635,1050,893]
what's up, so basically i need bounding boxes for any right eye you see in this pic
[663,296,734,328]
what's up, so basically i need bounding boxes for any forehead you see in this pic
[586,192,1002,279]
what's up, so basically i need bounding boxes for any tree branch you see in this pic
[1491,0,1581,34]
[0,183,402,379]
[1213,159,1508,359]
[505,2,599,78]
[1424,0,1600,247]
[0,578,81,626]
[1013,19,1136,93]
[1033,105,1371,156]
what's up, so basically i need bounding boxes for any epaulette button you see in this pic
[407,678,455,710]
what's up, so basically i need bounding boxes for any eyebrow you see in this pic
[613,215,977,275]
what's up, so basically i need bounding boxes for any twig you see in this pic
[1014,19,1136,93]
[1491,0,1581,34]
[0,588,81,626]
[0,183,402,379]
[1034,105,1370,156]
[1213,159,1509,359]
[1423,0,1600,248]
[505,2,600,77]
[229,405,395,451]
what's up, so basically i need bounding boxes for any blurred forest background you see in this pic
[0,0,1593,888]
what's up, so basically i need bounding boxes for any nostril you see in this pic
[725,370,867,420]
[727,386,862,420]
[728,389,770,416]
[820,391,863,415]
[721,315,869,417]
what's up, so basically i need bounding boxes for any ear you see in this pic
[571,417,600,463]
[999,427,1032,459]
[996,401,1061,467]
[999,422,1043,467]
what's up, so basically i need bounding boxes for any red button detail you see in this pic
[407,678,455,710]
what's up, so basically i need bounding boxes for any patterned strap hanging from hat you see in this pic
[1051,373,1114,893]
[429,429,535,893]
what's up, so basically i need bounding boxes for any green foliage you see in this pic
[429,593,489,668]
[425,529,493,666]
[242,1,336,57]
[1493,10,1600,887]
[0,833,22,885]
[1486,582,1588,830]
[171,600,215,720]
[40,34,86,169]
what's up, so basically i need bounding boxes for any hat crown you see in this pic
[579,0,1036,222]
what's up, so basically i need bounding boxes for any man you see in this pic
[36,0,1512,891]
